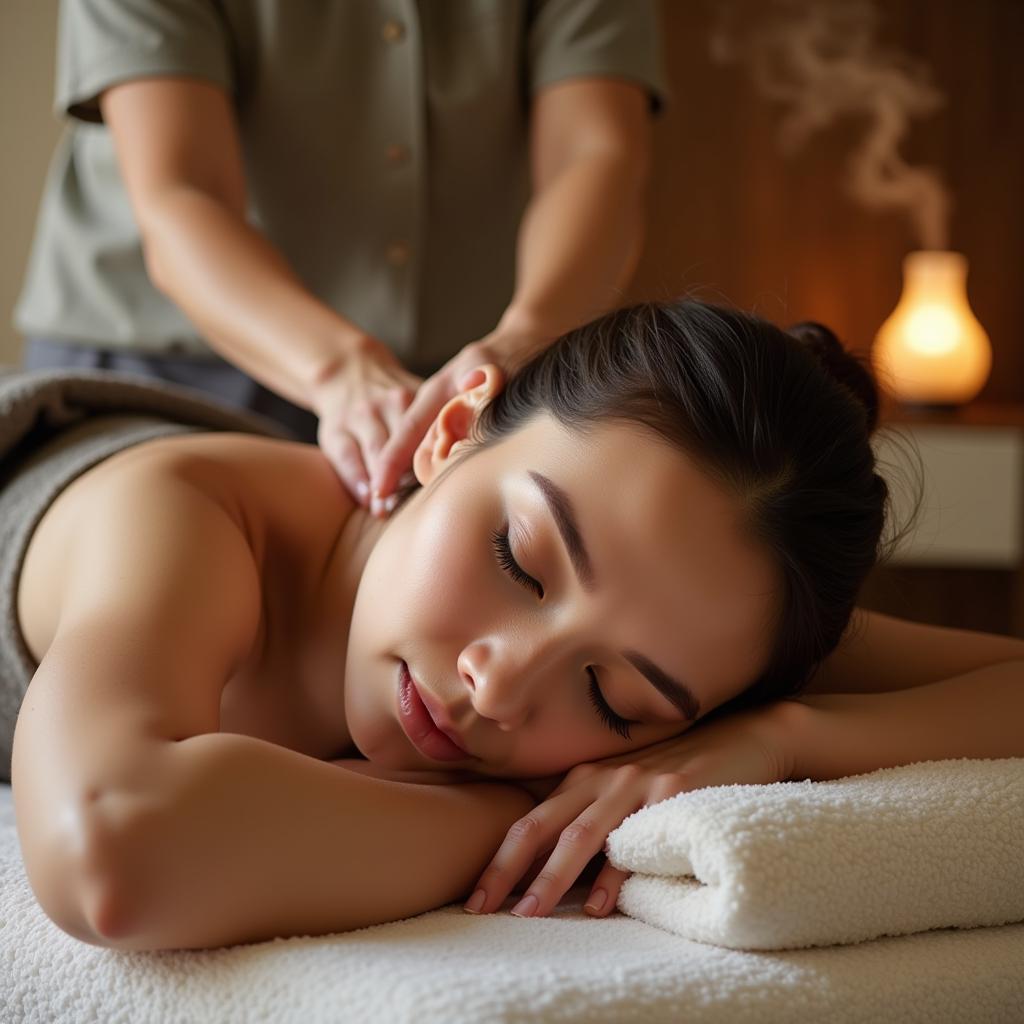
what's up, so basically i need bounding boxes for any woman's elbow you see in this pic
[15,793,127,947]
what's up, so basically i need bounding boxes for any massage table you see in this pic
[4,758,1023,1023]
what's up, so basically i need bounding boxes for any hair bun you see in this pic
[787,321,879,433]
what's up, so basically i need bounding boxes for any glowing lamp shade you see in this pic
[872,250,992,407]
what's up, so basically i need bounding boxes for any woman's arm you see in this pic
[791,608,1024,775]
[786,658,1024,781]
[804,607,1024,695]
[82,733,535,950]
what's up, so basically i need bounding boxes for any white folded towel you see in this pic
[606,757,1024,951]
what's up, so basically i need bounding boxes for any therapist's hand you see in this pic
[311,336,424,507]
[366,326,552,516]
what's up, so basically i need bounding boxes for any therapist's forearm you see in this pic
[140,187,371,408]
[498,152,648,347]
[785,660,1024,782]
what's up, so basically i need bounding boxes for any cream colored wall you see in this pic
[0,0,61,367]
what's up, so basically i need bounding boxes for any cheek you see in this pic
[361,497,490,642]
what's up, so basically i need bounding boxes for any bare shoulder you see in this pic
[16,434,274,728]
[805,607,1024,695]
[19,431,347,664]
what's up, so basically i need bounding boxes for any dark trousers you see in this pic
[22,338,320,443]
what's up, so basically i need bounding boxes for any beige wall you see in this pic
[0,0,60,367]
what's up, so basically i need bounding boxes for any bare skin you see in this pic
[12,364,1024,949]
[18,431,363,762]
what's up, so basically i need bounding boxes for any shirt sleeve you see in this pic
[527,0,670,116]
[55,0,235,123]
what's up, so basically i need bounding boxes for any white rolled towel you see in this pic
[605,757,1024,951]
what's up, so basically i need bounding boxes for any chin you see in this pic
[346,722,406,769]
[343,684,394,765]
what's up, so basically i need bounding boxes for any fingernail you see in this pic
[355,481,369,502]
[370,496,382,516]
[510,893,538,918]
[384,493,399,512]
[464,889,486,914]
[584,889,608,915]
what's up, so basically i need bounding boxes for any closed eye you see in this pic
[490,525,544,598]
[490,524,637,739]
[586,666,635,740]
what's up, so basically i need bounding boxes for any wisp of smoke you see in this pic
[710,0,951,249]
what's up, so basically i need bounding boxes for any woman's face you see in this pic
[343,366,780,778]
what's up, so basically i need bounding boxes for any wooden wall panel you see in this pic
[629,0,1024,405]
[627,1,1023,637]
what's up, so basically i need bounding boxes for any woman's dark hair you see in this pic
[398,298,896,715]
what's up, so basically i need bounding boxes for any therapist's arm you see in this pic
[100,78,371,408]
[493,77,653,359]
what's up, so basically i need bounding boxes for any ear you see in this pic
[412,364,504,486]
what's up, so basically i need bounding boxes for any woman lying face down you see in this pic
[12,298,901,948]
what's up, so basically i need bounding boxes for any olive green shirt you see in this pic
[15,0,667,376]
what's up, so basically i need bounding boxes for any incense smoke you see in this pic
[710,0,951,249]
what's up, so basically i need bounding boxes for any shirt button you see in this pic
[385,143,410,166]
[381,18,405,43]
[387,241,411,267]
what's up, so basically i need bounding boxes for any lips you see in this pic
[397,661,470,762]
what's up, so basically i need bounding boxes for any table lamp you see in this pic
[872,250,992,410]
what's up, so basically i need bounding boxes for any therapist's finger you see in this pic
[319,429,371,506]
[369,375,448,501]
[319,406,389,506]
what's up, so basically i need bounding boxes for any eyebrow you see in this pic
[527,470,702,722]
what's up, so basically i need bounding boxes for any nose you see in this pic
[458,638,553,732]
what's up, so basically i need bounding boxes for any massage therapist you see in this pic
[14,0,667,516]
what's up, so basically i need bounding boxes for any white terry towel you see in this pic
[605,757,1024,951]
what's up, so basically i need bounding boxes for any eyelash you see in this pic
[490,525,635,740]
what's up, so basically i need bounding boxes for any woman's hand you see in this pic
[366,326,552,515]
[311,336,425,507]
[463,701,798,919]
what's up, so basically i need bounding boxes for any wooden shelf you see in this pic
[879,398,1024,429]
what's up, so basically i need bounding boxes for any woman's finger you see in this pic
[508,850,556,897]
[505,772,686,919]
[582,860,632,917]
[576,774,690,917]
[464,787,594,916]
[505,799,639,919]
